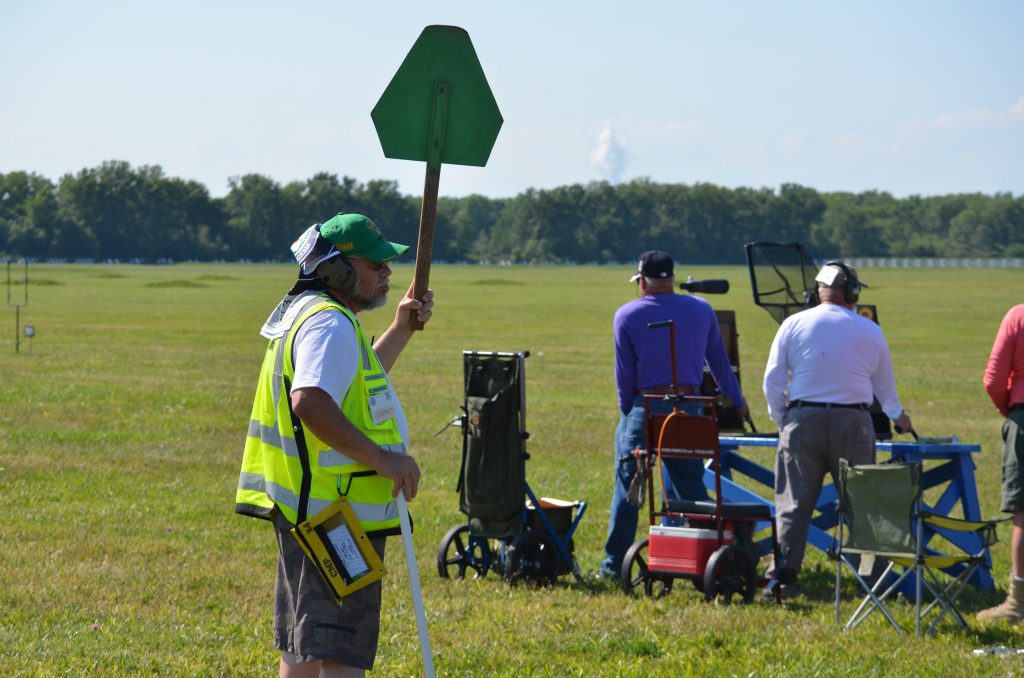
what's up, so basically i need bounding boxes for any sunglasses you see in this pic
[348,256,388,272]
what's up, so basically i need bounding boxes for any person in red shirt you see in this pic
[978,303,1024,624]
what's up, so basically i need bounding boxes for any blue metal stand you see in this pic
[708,435,993,591]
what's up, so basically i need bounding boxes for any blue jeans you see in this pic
[601,396,708,575]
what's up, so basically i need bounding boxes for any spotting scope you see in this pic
[678,278,730,294]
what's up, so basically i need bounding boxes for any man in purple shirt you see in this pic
[599,251,749,580]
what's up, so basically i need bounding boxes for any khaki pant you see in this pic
[774,406,875,574]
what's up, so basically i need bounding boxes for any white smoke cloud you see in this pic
[590,125,626,183]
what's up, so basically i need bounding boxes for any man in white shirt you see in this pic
[762,261,912,598]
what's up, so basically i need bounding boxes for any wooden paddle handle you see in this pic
[409,165,439,330]
[408,80,448,331]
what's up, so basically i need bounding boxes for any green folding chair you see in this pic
[833,459,1003,636]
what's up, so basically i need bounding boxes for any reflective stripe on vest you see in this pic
[235,293,405,534]
[237,471,399,524]
[245,419,406,465]
[318,441,407,468]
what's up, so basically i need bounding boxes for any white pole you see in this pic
[397,491,435,678]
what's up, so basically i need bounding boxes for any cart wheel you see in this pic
[703,545,756,604]
[621,539,674,598]
[437,524,492,580]
[504,530,557,586]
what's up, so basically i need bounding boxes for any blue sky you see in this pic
[3,1,1022,199]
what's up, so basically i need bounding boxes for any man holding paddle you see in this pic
[235,213,433,676]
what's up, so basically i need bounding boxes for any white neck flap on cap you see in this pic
[291,224,340,274]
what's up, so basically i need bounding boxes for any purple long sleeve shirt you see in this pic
[614,292,745,414]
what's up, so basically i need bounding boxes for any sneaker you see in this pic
[762,578,801,601]
[596,566,621,582]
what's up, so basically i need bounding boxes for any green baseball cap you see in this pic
[319,213,409,262]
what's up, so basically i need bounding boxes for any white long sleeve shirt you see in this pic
[762,303,904,428]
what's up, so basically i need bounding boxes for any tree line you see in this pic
[1,160,1021,264]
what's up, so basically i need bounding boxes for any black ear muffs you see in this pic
[824,259,861,304]
[315,255,356,293]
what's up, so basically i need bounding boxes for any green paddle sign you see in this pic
[372,25,502,329]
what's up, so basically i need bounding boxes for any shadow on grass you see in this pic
[576,566,793,610]
[800,562,841,601]
[826,558,1024,641]
[971,623,1024,648]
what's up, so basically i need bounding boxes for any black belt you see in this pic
[1010,404,1024,414]
[788,400,868,411]
[639,385,697,395]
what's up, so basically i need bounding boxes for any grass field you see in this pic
[1,261,1022,676]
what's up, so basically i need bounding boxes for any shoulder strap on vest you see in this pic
[281,294,336,524]
[281,293,361,524]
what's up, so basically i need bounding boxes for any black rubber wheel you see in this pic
[702,544,756,604]
[504,530,557,586]
[437,524,492,580]
[621,538,674,598]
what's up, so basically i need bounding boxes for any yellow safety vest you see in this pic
[235,293,404,536]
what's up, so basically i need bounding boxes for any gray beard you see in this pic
[349,286,388,311]
[362,293,387,311]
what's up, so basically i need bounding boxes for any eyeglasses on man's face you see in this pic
[349,256,388,272]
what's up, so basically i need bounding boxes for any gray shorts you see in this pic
[1000,410,1024,513]
[272,511,386,669]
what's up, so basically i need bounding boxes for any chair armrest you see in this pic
[920,512,1008,532]
[921,512,1009,548]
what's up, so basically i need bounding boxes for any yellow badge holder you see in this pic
[290,496,387,603]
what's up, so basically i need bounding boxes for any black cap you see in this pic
[630,250,674,282]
